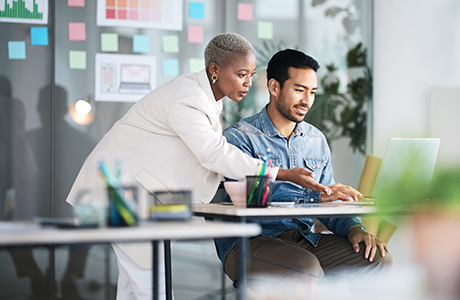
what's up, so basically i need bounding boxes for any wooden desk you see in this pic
[0,220,261,300]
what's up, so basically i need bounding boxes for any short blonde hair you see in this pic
[204,33,254,69]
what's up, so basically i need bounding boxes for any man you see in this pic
[216,49,394,284]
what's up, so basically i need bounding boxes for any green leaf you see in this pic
[312,0,328,6]
[325,7,345,18]
[347,42,367,67]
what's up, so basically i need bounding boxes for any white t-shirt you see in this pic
[214,99,223,117]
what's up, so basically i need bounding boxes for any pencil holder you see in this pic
[107,186,138,227]
[246,175,272,207]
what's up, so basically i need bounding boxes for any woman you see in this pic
[66,33,330,299]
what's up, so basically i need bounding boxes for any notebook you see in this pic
[371,138,440,205]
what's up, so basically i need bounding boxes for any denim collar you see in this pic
[258,105,306,138]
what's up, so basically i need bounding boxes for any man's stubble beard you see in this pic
[275,93,306,124]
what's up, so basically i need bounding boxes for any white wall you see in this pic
[430,86,460,166]
[373,0,460,158]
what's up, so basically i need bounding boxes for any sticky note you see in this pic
[189,2,204,19]
[133,35,149,53]
[187,26,204,44]
[189,58,204,73]
[162,35,179,53]
[30,27,48,46]
[69,50,86,69]
[8,41,26,60]
[68,22,86,41]
[163,59,179,77]
[100,33,118,52]
[257,21,273,39]
[237,3,253,21]
[68,0,85,7]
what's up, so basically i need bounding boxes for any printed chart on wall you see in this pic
[0,0,48,24]
[97,0,182,30]
[95,53,157,102]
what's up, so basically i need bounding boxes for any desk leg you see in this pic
[164,240,172,300]
[237,236,247,300]
[237,216,247,300]
[152,241,159,300]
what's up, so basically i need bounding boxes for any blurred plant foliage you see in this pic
[304,0,372,154]
[429,167,460,207]
[305,42,372,155]
[254,40,291,68]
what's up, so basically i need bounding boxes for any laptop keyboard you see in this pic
[119,82,151,92]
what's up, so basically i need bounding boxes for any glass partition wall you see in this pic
[0,0,373,299]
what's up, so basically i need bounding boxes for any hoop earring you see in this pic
[211,74,218,84]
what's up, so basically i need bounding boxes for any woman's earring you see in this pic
[211,74,218,84]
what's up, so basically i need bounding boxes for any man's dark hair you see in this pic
[266,49,320,88]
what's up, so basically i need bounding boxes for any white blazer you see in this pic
[66,69,261,268]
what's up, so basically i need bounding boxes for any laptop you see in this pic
[296,138,440,208]
[118,64,151,94]
[371,138,440,206]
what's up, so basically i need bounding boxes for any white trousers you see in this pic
[112,243,174,300]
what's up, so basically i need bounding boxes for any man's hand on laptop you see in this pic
[277,168,332,195]
[320,183,363,202]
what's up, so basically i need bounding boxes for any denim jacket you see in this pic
[214,106,363,264]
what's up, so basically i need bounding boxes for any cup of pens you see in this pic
[107,186,138,227]
[98,158,138,227]
[246,175,273,207]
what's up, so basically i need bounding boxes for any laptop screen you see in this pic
[120,64,150,83]
[373,138,440,205]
